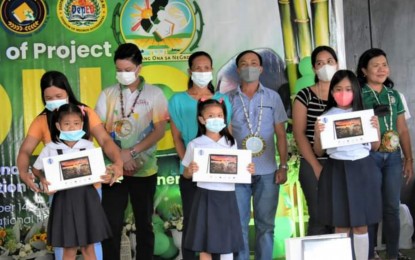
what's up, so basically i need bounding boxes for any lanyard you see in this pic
[368,85,393,131]
[119,85,143,118]
[238,89,263,136]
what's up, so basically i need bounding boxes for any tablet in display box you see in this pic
[318,109,378,149]
[192,148,252,184]
[42,147,106,192]
[285,233,352,260]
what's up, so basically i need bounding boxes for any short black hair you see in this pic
[356,48,394,88]
[114,43,143,65]
[235,50,263,67]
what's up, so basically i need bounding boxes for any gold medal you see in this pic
[379,130,399,152]
[115,85,142,139]
[242,134,266,157]
[238,90,266,157]
[113,118,134,139]
[368,86,399,153]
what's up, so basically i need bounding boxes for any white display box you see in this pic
[318,109,378,149]
[192,148,252,184]
[42,147,106,192]
[285,233,352,260]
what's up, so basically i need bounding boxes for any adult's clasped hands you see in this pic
[102,163,124,185]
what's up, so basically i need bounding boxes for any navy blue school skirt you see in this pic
[184,187,244,254]
[318,156,382,227]
[48,185,112,247]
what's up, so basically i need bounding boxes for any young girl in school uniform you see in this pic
[182,98,254,260]
[33,104,112,260]
[313,70,382,260]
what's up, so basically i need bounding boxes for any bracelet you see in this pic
[405,158,414,162]
[130,148,138,158]
[279,164,289,170]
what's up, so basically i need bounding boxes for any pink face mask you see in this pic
[333,91,354,107]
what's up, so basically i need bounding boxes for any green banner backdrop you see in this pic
[0,0,345,258]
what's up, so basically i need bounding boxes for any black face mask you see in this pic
[373,104,390,117]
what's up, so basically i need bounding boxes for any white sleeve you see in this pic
[94,91,108,122]
[33,146,51,170]
[181,142,195,167]
[399,92,411,120]
[86,141,95,149]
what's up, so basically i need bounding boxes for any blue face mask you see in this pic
[59,129,86,141]
[45,99,68,111]
[205,118,226,133]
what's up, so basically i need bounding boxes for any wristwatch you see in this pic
[130,147,138,158]
[279,164,289,171]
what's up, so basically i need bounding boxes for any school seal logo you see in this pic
[112,0,203,61]
[0,0,47,35]
[57,0,107,33]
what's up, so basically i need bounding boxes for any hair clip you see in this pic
[78,105,86,116]
[218,98,224,104]
[200,97,207,102]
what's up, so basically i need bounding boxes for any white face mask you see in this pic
[191,71,213,88]
[205,117,226,133]
[45,99,68,111]
[116,70,138,86]
[316,64,337,82]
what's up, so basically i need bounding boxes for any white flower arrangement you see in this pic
[163,204,183,232]
[0,221,53,260]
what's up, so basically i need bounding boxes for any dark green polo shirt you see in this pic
[361,85,405,135]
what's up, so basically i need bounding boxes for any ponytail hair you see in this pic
[50,103,90,143]
[196,98,235,146]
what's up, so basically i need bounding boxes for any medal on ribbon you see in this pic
[113,118,134,139]
[242,134,266,157]
[238,91,265,157]
[369,86,400,152]
[114,86,143,139]
[379,130,399,152]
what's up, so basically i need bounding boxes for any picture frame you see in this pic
[42,147,106,192]
[318,109,378,149]
[192,148,252,184]
[285,233,352,260]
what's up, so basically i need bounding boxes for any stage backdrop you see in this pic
[0,0,345,258]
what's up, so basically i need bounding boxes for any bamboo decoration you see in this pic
[292,0,313,59]
[311,0,329,46]
[278,0,299,95]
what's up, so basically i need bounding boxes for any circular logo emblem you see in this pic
[389,95,396,104]
[117,0,197,60]
[113,118,135,139]
[0,0,47,35]
[57,0,107,33]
